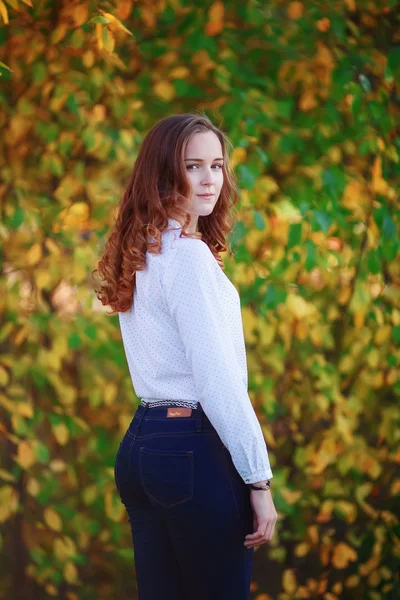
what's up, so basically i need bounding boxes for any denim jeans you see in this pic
[114,401,254,599]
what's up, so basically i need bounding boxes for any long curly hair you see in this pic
[92,112,239,314]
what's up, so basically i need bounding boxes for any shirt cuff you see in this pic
[243,468,274,485]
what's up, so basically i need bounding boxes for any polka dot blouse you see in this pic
[118,217,273,484]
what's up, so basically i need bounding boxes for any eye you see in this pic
[186,163,223,170]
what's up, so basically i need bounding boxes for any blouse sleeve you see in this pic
[162,238,273,484]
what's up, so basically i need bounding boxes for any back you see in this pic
[118,218,248,403]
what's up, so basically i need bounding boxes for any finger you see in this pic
[245,524,268,539]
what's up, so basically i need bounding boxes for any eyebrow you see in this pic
[184,158,224,161]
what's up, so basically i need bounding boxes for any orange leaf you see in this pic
[205,1,224,36]
[332,542,357,568]
[287,2,304,19]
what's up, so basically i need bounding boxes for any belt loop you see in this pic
[131,403,149,438]
[195,402,203,432]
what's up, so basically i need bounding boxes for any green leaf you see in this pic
[382,214,396,239]
[87,16,110,25]
[287,223,302,248]
[35,442,50,464]
[392,326,400,344]
[313,210,333,233]
[367,249,381,274]
[236,164,258,189]
[254,211,265,230]
[10,206,24,229]
[0,60,12,72]
[305,239,317,272]
[68,332,82,350]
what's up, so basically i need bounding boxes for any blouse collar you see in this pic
[167,217,183,229]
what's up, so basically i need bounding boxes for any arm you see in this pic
[162,238,273,485]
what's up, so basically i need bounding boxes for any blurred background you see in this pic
[0,0,399,599]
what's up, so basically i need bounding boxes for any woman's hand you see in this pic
[244,488,278,548]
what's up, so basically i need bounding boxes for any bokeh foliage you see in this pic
[0,0,399,598]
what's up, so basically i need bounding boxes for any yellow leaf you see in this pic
[51,23,68,44]
[96,23,103,50]
[241,306,258,345]
[353,308,365,329]
[72,4,88,27]
[83,49,95,68]
[0,485,18,523]
[140,5,156,29]
[367,348,380,369]
[17,441,36,469]
[21,0,33,6]
[102,27,115,54]
[0,365,9,386]
[153,80,176,102]
[0,0,9,25]
[282,568,297,593]
[45,584,58,597]
[4,0,18,9]
[374,325,391,345]
[299,90,318,111]
[35,269,52,289]
[0,469,16,482]
[16,402,34,418]
[63,561,78,584]
[50,459,66,472]
[294,542,310,557]
[104,489,125,522]
[82,485,98,505]
[358,454,381,479]
[26,243,43,266]
[371,156,390,195]
[98,9,133,35]
[230,147,247,168]
[53,423,69,445]
[332,542,357,568]
[335,500,357,524]
[27,477,40,496]
[346,574,360,588]
[54,536,77,561]
[344,0,356,10]
[281,488,302,505]
[286,294,316,319]
[169,66,190,79]
[44,507,62,532]
[104,382,117,406]
[316,499,334,523]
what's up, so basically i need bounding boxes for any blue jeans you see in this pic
[114,402,254,599]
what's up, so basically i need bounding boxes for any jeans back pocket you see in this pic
[139,447,194,508]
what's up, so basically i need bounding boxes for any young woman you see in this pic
[94,113,278,599]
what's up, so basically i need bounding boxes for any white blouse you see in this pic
[118,218,273,484]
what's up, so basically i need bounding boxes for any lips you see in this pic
[197,194,214,197]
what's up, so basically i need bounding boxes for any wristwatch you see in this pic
[249,480,271,491]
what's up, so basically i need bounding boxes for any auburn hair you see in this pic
[92,112,239,314]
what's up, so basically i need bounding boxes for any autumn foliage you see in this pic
[0,1,399,599]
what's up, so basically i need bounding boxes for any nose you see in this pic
[200,166,215,186]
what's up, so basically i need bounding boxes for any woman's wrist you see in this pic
[249,479,271,491]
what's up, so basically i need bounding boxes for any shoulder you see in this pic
[163,236,218,288]
[169,236,214,265]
